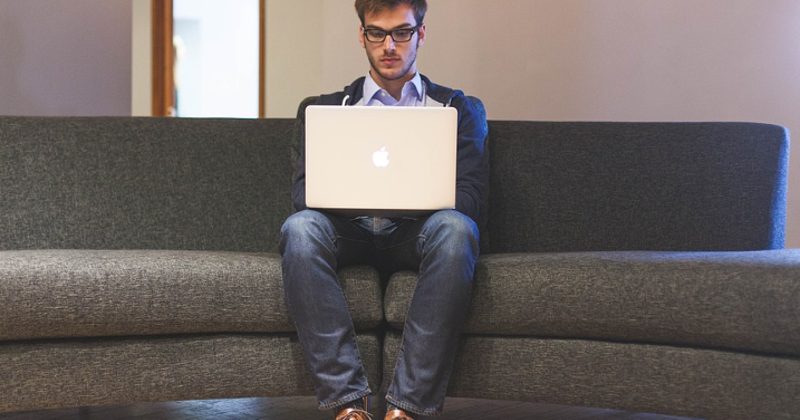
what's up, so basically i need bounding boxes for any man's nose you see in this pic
[383,36,396,51]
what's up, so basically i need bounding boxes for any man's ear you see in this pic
[417,23,426,47]
[358,25,366,48]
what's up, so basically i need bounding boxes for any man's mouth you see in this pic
[380,57,400,65]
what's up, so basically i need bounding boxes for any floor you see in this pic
[0,397,701,420]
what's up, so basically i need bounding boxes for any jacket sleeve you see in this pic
[290,97,318,212]
[291,122,308,212]
[453,95,490,226]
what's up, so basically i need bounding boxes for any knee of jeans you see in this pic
[279,210,335,252]
[423,210,480,254]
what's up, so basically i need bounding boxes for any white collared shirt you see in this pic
[360,72,425,107]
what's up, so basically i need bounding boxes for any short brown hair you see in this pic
[354,0,427,26]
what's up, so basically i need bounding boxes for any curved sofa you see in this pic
[0,116,797,419]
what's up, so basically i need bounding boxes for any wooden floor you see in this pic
[0,397,700,420]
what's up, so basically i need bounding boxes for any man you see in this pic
[279,0,488,419]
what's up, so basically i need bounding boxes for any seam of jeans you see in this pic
[319,389,372,411]
[373,233,418,253]
[386,328,408,410]
[412,233,429,274]
[318,224,336,254]
[332,286,371,407]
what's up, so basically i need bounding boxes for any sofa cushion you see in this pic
[384,250,800,356]
[0,250,382,341]
[382,332,800,420]
[0,333,382,414]
[0,117,296,252]
[486,121,789,253]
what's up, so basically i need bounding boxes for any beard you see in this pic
[366,42,418,83]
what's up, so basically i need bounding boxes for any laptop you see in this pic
[305,105,457,214]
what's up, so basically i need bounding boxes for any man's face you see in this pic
[359,3,426,86]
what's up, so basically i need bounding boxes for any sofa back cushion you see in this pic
[1,118,789,254]
[0,117,295,252]
[486,121,788,253]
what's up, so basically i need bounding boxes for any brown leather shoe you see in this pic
[335,407,372,420]
[334,397,372,420]
[384,408,415,420]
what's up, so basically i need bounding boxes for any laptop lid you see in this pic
[305,105,457,212]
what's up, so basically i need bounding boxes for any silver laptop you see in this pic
[305,105,457,213]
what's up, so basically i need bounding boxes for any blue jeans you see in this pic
[279,209,479,416]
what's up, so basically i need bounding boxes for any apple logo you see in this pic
[372,146,390,168]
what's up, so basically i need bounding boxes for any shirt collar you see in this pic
[363,71,423,103]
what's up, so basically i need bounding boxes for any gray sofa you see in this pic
[0,116,798,419]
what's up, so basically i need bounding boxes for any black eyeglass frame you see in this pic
[361,25,420,43]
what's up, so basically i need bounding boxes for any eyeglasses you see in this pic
[362,26,419,43]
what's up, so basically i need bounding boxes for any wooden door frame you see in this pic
[152,0,173,117]
[151,0,266,118]
[258,0,266,118]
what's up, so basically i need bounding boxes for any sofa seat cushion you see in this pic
[381,331,800,420]
[0,250,382,341]
[384,250,800,356]
[0,333,382,414]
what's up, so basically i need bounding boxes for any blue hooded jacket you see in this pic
[292,74,489,228]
